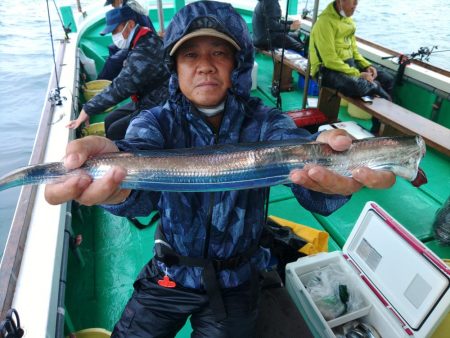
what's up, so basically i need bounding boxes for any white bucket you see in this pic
[79,48,98,81]
[251,61,258,90]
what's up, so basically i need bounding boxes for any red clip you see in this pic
[158,275,176,288]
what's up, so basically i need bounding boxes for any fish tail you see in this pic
[0,162,68,192]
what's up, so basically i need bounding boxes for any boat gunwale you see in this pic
[0,39,68,319]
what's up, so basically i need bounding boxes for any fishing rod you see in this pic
[382,46,450,85]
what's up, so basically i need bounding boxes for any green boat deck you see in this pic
[63,6,450,336]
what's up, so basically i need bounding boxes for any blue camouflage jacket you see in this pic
[104,1,349,289]
[84,26,170,116]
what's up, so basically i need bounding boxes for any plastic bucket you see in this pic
[251,61,258,91]
[297,76,319,96]
[83,80,112,101]
[81,122,105,137]
[66,328,111,338]
[347,102,372,120]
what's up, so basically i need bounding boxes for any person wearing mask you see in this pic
[98,0,156,81]
[309,0,394,133]
[252,0,304,53]
[68,5,169,140]
[46,1,395,336]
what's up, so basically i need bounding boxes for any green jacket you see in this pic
[309,2,371,77]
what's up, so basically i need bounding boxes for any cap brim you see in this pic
[100,23,119,36]
[104,0,113,6]
[169,28,241,56]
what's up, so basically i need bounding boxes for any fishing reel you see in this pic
[271,80,280,98]
[301,7,310,19]
[410,46,438,62]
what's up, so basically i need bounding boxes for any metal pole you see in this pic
[302,0,320,109]
[157,0,165,35]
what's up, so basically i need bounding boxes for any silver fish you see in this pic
[0,136,427,192]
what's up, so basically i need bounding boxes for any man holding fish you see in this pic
[45,1,395,337]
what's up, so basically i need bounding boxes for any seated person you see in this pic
[252,0,304,53]
[98,0,155,81]
[68,5,170,140]
[309,0,394,133]
[47,1,395,336]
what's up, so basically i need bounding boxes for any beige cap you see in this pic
[169,28,241,56]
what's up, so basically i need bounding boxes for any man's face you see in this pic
[112,20,133,39]
[175,36,235,108]
[340,0,358,17]
[111,0,123,8]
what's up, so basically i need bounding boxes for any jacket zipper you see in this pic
[202,131,219,259]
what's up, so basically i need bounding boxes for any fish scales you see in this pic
[0,136,426,192]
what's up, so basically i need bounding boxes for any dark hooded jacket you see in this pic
[103,1,349,289]
[83,25,170,116]
[252,0,293,48]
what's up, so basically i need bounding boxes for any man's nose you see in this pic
[197,55,216,73]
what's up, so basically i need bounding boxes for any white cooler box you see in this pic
[286,202,450,338]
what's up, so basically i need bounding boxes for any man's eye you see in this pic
[213,50,226,56]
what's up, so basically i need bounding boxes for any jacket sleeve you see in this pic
[83,35,165,116]
[351,34,371,70]
[100,108,164,217]
[313,19,361,77]
[262,109,350,215]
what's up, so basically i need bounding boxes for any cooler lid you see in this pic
[343,202,450,331]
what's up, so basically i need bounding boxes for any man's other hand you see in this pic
[289,129,396,195]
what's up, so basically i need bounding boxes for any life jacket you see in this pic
[130,26,152,103]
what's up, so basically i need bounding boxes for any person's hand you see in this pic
[289,129,396,195]
[365,66,378,79]
[359,71,374,82]
[66,109,90,129]
[45,136,131,206]
[290,20,301,31]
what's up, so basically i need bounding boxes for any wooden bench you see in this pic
[318,87,450,156]
[256,49,450,156]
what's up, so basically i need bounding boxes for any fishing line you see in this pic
[45,0,63,105]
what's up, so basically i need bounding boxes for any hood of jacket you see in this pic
[163,1,254,100]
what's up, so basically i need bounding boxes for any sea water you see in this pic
[0,0,449,257]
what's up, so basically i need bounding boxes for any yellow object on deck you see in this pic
[431,259,450,338]
[83,80,112,101]
[348,102,372,120]
[66,328,111,338]
[81,122,105,137]
[267,215,329,254]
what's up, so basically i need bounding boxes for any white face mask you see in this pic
[112,22,131,49]
[196,102,225,117]
[338,0,348,17]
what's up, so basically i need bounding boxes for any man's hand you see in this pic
[290,20,301,31]
[66,109,90,129]
[45,136,131,206]
[365,66,378,79]
[359,71,374,82]
[289,129,396,195]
